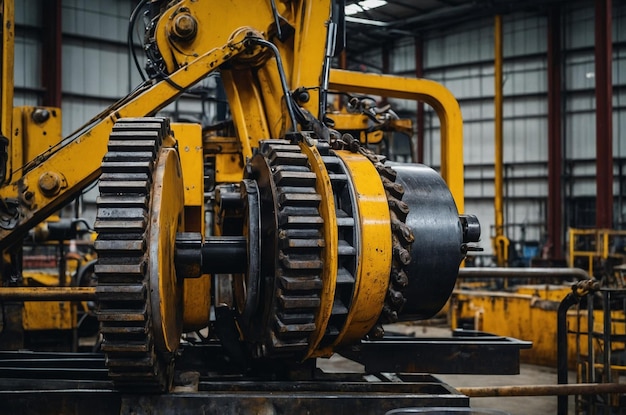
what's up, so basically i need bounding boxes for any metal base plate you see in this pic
[0,332,530,414]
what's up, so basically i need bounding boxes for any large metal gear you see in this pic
[94,118,184,392]
[91,119,477,386]
[247,139,325,357]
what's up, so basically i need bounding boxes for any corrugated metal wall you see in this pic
[349,1,626,260]
[14,0,43,107]
[14,0,213,221]
[422,12,551,256]
[62,0,139,133]
[15,0,134,132]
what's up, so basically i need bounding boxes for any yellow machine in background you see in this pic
[0,0,489,404]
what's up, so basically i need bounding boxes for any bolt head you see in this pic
[172,13,197,42]
[38,171,61,196]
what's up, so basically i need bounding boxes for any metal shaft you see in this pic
[175,233,248,278]
[458,267,591,280]
[201,236,248,274]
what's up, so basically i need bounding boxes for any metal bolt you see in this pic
[369,324,385,339]
[38,171,62,196]
[297,90,310,103]
[171,13,197,42]
[32,108,50,124]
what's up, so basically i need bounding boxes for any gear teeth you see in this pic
[255,141,324,355]
[94,117,172,393]
[316,151,357,347]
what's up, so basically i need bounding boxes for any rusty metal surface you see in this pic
[0,331,530,414]
[0,286,96,301]
[0,380,467,415]
[0,349,470,415]
[120,382,467,415]
[458,383,626,398]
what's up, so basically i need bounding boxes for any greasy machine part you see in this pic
[225,136,474,360]
[246,140,326,357]
[92,121,479,391]
[94,118,184,392]
[390,163,467,320]
[239,139,364,359]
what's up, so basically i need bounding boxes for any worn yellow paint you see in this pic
[23,301,75,330]
[215,153,244,184]
[450,286,626,368]
[148,147,185,353]
[0,30,250,249]
[220,68,268,161]
[173,123,203,208]
[172,123,211,331]
[331,150,391,347]
[21,270,76,331]
[300,142,338,359]
[1,0,14,178]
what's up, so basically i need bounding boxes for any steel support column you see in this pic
[595,0,613,228]
[415,36,424,164]
[381,43,390,109]
[547,7,563,260]
[42,0,62,107]
[494,15,508,267]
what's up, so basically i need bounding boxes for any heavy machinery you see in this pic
[0,1,529,413]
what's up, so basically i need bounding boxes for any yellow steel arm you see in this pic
[0,29,254,249]
[155,0,331,120]
[0,0,338,250]
[328,69,465,213]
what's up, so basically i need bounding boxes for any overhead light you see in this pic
[345,0,388,16]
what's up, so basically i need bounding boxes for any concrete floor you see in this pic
[408,323,576,415]
[436,364,576,415]
[318,323,579,415]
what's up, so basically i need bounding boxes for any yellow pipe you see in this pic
[493,15,508,267]
[329,69,465,213]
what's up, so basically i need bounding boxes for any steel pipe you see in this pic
[458,382,626,397]
[557,292,580,415]
[0,287,96,301]
[458,267,591,280]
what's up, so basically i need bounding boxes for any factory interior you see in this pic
[0,0,625,414]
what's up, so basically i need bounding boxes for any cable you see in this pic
[128,0,148,82]
[248,38,298,133]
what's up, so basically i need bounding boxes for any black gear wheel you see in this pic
[94,117,173,392]
[247,140,325,358]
